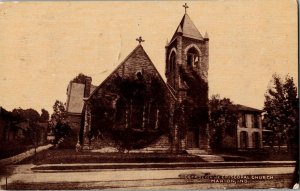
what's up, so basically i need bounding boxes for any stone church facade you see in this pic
[164,13,210,152]
[71,11,212,153]
[65,9,263,153]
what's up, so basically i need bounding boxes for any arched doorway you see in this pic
[187,128,199,148]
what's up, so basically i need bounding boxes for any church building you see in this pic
[72,5,211,153]
[65,5,263,153]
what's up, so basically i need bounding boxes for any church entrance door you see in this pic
[187,128,199,148]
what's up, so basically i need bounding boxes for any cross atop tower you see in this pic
[136,36,145,44]
[183,3,189,14]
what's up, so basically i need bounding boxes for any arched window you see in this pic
[135,70,144,81]
[115,98,126,124]
[240,131,248,148]
[169,51,176,72]
[187,47,199,67]
[252,132,260,149]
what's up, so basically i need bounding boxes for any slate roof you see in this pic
[170,13,203,42]
[87,44,176,101]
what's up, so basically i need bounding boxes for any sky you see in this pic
[0,0,298,114]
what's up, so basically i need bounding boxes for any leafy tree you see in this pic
[11,108,42,148]
[50,100,73,147]
[53,120,71,146]
[89,75,171,152]
[40,109,50,122]
[12,108,40,123]
[209,95,239,150]
[264,74,298,152]
[51,100,67,122]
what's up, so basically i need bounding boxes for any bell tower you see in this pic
[165,4,210,152]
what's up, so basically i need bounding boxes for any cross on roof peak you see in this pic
[136,36,145,44]
[183,3,189,14]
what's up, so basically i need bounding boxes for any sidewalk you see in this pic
[0,159,296,189]
[0,144,53,166]
[31,160,297,172]
[2,165,296,189]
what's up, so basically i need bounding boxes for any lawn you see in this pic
[18,147,298,165]
[19,148,205,164]
[217,149,298,162]
[0,144,34,159]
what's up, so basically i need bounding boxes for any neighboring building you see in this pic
[34,122,48,145]
[0,107,10,143]
[236,105,263,150]
[0,107,23,143]
[65,78,97,135]
[0,107,49,146]
[213,104,263,151]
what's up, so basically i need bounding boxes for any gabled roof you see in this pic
[170,13,203,42]
[87,44,176,101]
[221,104,262,113]
[236,104,263,113]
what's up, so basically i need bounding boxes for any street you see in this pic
[0,162,296,189]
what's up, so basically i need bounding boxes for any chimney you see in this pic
[84,77,92,98]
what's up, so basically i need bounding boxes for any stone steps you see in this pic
[186,149,208,155]
[186,149,224,162]
[196,154,224,162]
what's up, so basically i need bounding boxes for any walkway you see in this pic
[1,164,296,189]
[0,144,53,166]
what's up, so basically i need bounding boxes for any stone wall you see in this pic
[165,33,210,152]
[181,36,209,83]
[82,45,176,152]
[116,46,157,79]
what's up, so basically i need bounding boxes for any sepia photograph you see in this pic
[0,0,298,189]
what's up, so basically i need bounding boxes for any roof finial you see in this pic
[136,36,145,44]
[183,3,189,14]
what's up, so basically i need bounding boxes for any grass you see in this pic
[216,149,298,161]
[19,148,205,164]
[18,147,298,165]
[0,144,34,159]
